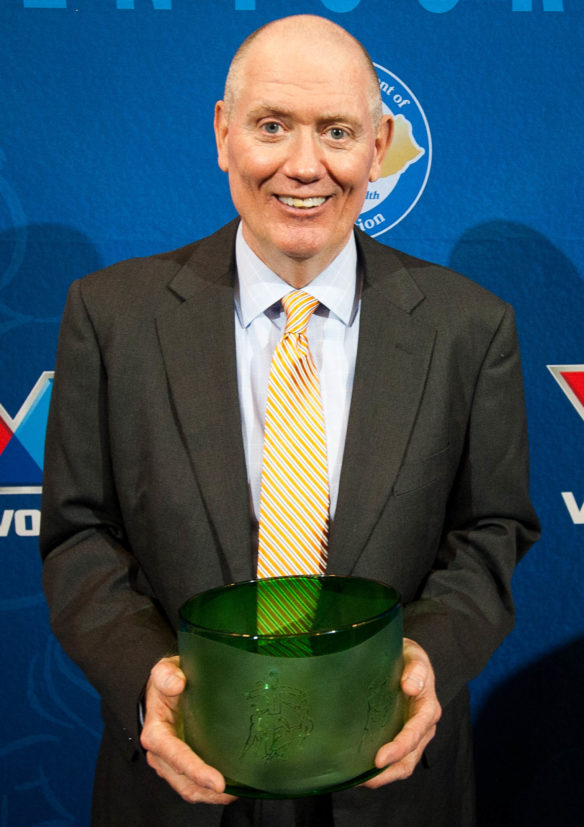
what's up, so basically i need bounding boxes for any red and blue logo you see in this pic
[547,365,584,422]
[0,372,54,494]
[548,365,584,524]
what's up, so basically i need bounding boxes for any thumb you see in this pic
[401,665,426,697]
[401,639,429,697]
[150,656,186,697]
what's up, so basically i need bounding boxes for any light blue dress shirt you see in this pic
[234,224,361,523]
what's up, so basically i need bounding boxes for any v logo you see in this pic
[0,372,54,494]
[547,365,584,422]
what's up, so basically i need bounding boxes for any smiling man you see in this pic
[213,18,391,286]
[40,14,539,827]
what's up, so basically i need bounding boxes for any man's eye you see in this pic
[261,122,282,135]
[328,127,348,140]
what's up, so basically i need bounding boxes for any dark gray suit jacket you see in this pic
[40,220,539,826]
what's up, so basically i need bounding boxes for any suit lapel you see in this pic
[155,222,254,584]
[328,235,436,575]
[154,222,436,581]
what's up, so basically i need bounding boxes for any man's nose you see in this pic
[281,129,326,182]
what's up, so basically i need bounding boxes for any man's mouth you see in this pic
[277,196,328,209]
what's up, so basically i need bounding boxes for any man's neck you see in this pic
[241,227,354,289]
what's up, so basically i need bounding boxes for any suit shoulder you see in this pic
[358,230,509,320]
[69,220,238,314]
[78,238,203,296]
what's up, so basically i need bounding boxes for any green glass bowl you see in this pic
[178,575,403,798]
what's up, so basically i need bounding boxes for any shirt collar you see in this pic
[234,223,359,328]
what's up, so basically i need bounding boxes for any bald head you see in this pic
[223,15,382,128]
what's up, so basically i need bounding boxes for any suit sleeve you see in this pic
[402,302,540,709]
[40,279,177,757]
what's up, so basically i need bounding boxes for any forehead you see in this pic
[235,35,373,120]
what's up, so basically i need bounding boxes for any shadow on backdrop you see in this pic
[448,220,583,367]
[473,637,584,826]
[1,222,103,825]
[0,222,103,407]
[449,223,583,825]
[448,220,584,505]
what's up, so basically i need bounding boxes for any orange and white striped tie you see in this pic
[257,290,329,578]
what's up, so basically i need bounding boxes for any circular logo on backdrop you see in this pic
[356,64,432,238]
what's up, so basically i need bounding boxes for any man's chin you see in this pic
[241,220,350,277]
[270,227,344,265]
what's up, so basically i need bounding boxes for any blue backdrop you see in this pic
[1,1,582,824]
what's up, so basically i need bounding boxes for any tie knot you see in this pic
[281,291,320,336]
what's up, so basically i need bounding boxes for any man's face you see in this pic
[214,32,391,283]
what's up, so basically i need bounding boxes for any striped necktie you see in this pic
[257,290,330,578]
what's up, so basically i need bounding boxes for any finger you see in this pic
[363,726,436,788]
[141,710,221,789]
[374,694,441,768]
[375,713,437,768]
[401,638,430,697]
[401,667,427,697]
[143,724,235,802]
[147,748,237,805]
[375,724,424,768]
[149,656,186,698]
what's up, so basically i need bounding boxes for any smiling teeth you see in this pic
[278,196,327,208]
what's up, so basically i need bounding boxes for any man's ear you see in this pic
[369,114,393,183]
[214,100,229,173]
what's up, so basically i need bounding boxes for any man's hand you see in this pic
[140,656,237,805]
[362,638,441,788]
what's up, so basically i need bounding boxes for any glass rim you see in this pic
[179,574,401,641]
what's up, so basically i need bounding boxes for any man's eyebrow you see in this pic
[246,104,363,128]
[246,104,294,121]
